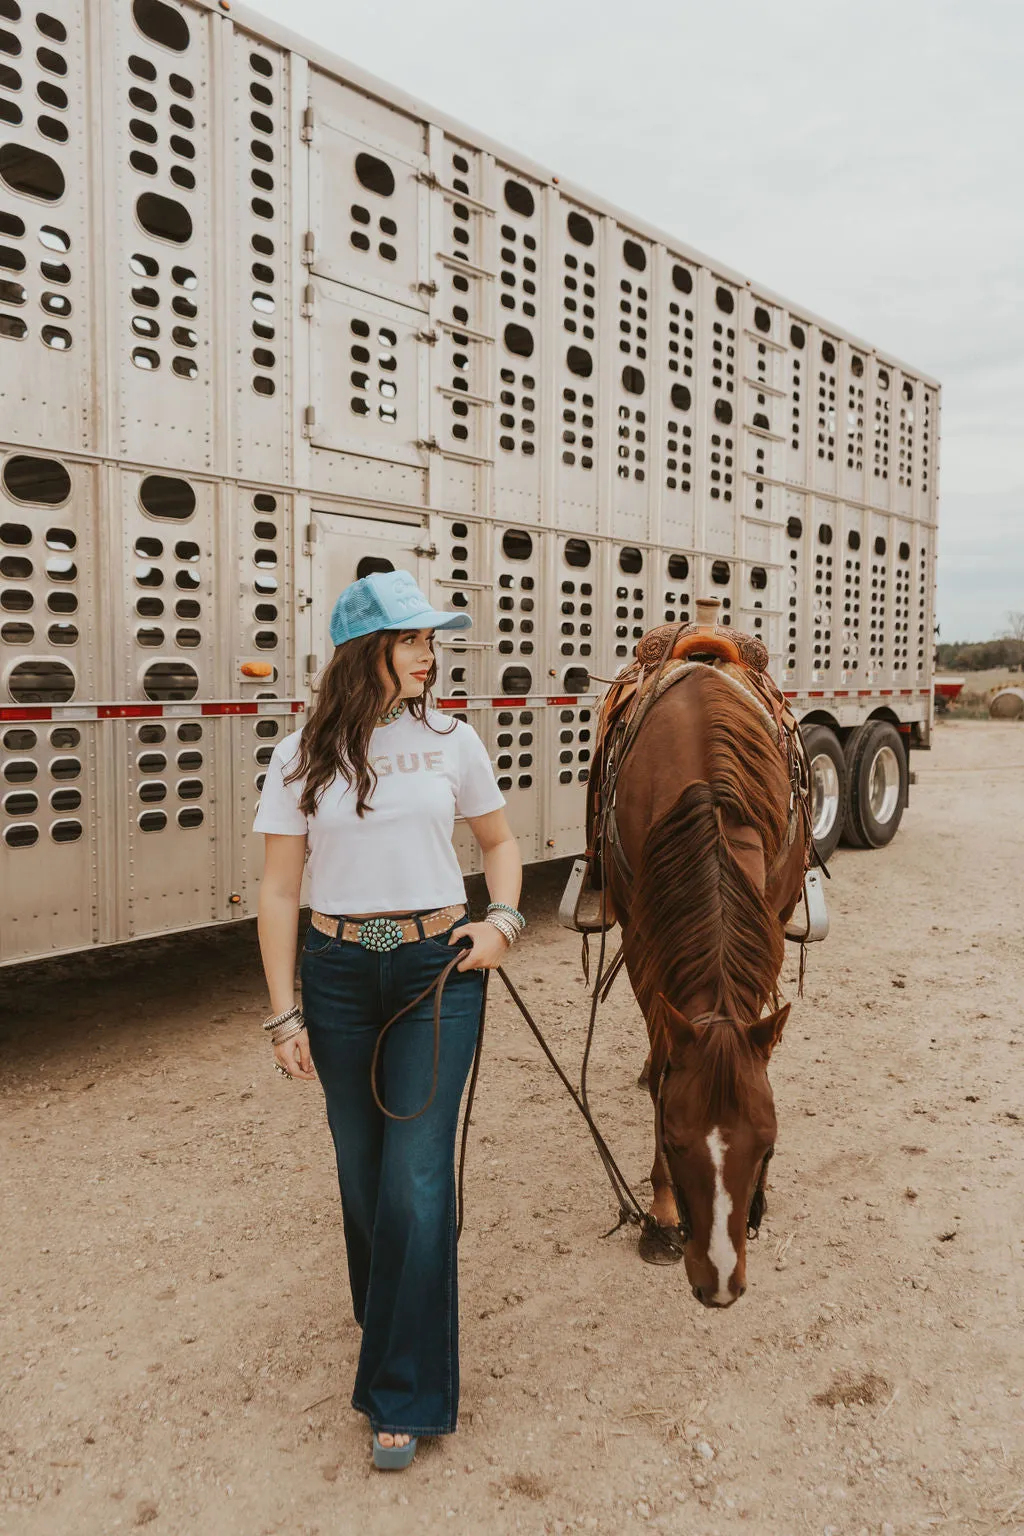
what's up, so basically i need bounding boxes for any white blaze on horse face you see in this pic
[706,1127,737,1304]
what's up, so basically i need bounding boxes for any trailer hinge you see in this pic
[303,405,316,437]
[415,436,439,453]
[301,282,315,318]
[416,280,439,297]
[303,521,318,554]
[305,653,319,679]
[302,230,315,266]
[414,541,439,559]
[415,170,440,189]
[416,329,439,346]
[301,104,314,143]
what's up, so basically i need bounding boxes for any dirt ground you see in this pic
[2,719,1023,1536]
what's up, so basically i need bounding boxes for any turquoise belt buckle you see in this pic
[358,916,405,953]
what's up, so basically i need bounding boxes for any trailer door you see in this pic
[307,511,432,676]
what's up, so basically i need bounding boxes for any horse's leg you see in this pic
[638,1135,685,1265]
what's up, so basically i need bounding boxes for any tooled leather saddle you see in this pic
[572,618,813,932]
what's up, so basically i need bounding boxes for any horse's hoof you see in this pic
[638,1224,685,1265]
[636,1070,649,1090]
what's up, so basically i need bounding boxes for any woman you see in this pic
[253,569,523,1470]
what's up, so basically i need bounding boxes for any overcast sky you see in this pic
[247,0,1023,642]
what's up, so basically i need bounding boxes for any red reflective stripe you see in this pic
[436,697,464,710]
[495,697,526,707]
[899,689,913,696]
[783,691,797,699]
[289,701,305,712]
[201,702,258,715]
[808,690,825,698]
[98,704,161,718]
[879,689,893,696]
[858,689,872,696]
[834,690,849,697]
[546,696,577,705]
[0,706,53,721]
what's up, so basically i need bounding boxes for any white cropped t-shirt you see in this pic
[253,709,506,914]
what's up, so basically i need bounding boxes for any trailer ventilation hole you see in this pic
[621,365,644,395]
[623,239,646,272]
[501,665,531,695]
[564,666,589,693]
[874,536,886,556]
[7,658,74,703]
[818,523,833,545]
[4,823,38,847]
[715,286,734,314]
[138,810,167,832]
[564,537,591,568]
[178,807,203,828]
[714,399,733,424]
[667,553,689,581]
[132,0,190,51]
[754,306,771,333]
[3,453,70,504]
[567,211,593,245]
[136,192,192,244]
[566,345,592,377]
[51,819,81,842]
[750,566,768,590]
[504,179,534,217]
[502,528,532,560]
[848,530,861,550]
[672,264,693,294]
[0,142,65,200]
[711,560,731,585]
[143,660,198,701]
[503,323,533,358]
[139,474,195,520]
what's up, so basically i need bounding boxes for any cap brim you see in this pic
[378,608,473,632]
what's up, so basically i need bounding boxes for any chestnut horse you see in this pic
[607,665,807,1306]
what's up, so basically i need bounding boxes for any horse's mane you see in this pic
[630,669,788,1064]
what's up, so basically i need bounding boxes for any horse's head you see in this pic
[655,995,790,1307]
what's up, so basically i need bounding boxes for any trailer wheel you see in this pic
[801,724,846,863]
[841,721,908,849]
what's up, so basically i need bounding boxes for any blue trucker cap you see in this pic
[329,569,473,647]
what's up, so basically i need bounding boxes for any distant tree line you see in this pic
[936,613,1024,671]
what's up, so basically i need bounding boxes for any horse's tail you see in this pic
[631,779,783,1026]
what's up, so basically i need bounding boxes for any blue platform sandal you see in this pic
[372,1433,418,1471]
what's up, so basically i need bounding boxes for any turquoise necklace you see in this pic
[376,698,406,727]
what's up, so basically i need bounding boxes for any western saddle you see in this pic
[569,598,813,933]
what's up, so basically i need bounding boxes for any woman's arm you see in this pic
[257,833,316,1080]
[449,808,522,972]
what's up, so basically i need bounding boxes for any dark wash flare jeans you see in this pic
[299,911,482,1437]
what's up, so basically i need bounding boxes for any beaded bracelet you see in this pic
[263,1003,301,1033]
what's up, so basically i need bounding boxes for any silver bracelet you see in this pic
[485,914,518,946]
[270,1017,306,1047]
[263,1004,301,1033]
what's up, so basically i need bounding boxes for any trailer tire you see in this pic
[801,724,846,863]
[841,721,908,849]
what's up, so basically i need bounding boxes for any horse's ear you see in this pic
[657,993,704,1056]
[748,1003,791,1061]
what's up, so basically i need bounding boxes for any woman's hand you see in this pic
[273,1026,317,1081]
[449,920,511,972]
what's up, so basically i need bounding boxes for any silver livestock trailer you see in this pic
[0,0,939,964]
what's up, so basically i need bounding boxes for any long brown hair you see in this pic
[284,629,455,818]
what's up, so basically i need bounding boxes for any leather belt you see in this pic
[310,903,467,953]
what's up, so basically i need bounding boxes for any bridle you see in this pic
[652,1014,776,1249]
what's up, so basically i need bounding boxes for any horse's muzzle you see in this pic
[692,1282,746,1307]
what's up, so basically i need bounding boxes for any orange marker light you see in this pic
[240,661,274,678]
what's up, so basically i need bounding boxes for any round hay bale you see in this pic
[988,687,1024,719]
